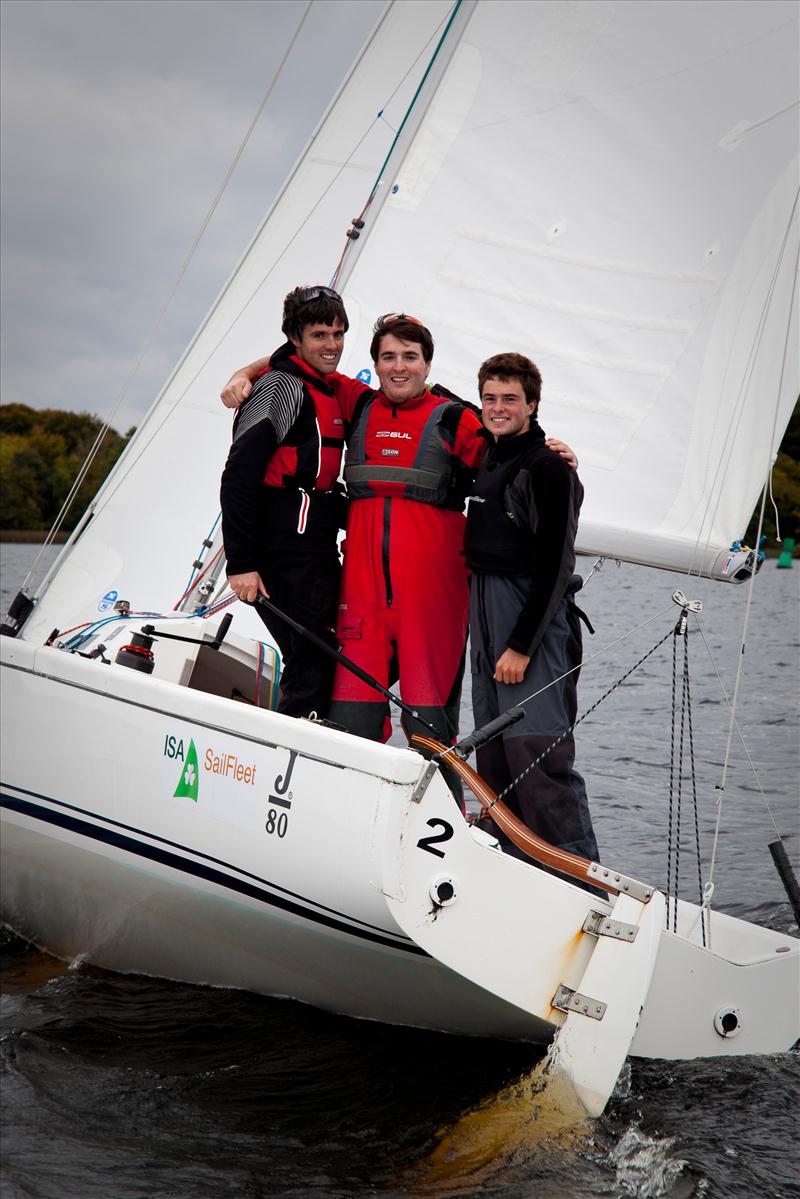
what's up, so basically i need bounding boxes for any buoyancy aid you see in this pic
[343,385,477,511]
[261,343,351,492]
[465,425,552,575]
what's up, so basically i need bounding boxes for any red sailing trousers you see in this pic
[328,496,469,745]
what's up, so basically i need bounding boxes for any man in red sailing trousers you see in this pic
[326,315,484,757]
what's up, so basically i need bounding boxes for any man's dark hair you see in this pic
[370,314,434,364]
[478,352,542,411]
[281,285,349,342]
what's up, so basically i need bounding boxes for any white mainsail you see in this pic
[337,0,799,578]
[24,0,799,642]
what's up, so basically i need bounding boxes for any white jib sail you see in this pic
[24,0,799,643]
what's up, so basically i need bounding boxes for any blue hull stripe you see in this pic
[0,789,426,957]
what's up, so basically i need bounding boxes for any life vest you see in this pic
[262,346,347,492]
[464,427,550,575]
[343,387,474,511]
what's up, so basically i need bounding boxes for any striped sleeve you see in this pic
[221,371,304,576]
[232,371,304,444]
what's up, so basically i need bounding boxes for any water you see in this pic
[2,543,799,1198]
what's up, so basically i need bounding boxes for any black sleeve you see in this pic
[506,454,581,655]
[219,373,301,575]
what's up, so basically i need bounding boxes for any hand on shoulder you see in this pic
[221,373,253,409]
[545,437,577,470]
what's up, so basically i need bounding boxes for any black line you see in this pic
[0,660,346,771]
[268,795,292,809]
[1,790,426,957]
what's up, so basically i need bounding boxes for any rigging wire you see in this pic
[686,186,799,579]
[705,254,799,895]
[62,3,454,539]
[691,616,782,841]
[665,615,705,940]
[510,602,675,713]
[16,0,315,601]
[487,623,676,810]
[331,0,466,289]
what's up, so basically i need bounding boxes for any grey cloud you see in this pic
[1,0,384,430]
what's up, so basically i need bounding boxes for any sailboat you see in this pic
[1,0,798,1118]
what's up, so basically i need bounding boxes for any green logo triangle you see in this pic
[173,739,199,801]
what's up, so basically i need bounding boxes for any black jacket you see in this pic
[464,422,583,654]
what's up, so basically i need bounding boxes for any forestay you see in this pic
[25,0,799,642]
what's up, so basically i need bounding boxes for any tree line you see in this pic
[0,399,797,547]
[744,399,799,552]
[0,404,133,533]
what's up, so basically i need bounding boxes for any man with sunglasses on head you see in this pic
[220,285,371,718]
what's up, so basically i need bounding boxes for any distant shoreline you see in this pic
[1,530,69,544]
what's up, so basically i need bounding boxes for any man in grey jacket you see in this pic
[464,352,598,863]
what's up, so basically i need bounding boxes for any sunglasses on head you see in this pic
[298,286,342,305]
[373,312,424,331]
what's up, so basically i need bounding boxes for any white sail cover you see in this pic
[25,0,799,641]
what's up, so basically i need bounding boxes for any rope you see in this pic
[673,636,688,932]
[664,611,706,939]
[70,5,436,534]
[178,513,222,601]
[331,1,465,289]
[485,625,675,811]
[17,1,315,601]
[684,185,798,580]
[666,628,679,929]
[683,633,706,945]
[510,602,675,714]
[692,616,782,840]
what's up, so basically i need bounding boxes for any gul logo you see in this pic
[376,431,411,439]
[166,737,199,802]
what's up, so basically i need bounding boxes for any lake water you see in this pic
[1,542,799,1198]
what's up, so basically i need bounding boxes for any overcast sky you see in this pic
[1,0,385,432]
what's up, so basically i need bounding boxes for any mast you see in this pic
[333,0,477,295]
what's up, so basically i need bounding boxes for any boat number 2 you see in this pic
[416,818,454,858]
[265,750,298,839]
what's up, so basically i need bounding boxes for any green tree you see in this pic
[0,405,132,532]
[744,399,800,550]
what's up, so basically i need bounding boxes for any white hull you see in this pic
[2,623,798,1100]
[0,632,553,1039]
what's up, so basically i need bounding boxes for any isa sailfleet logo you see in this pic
[172,739,200,802]
[356,367,372,384]
[98,589,118,613]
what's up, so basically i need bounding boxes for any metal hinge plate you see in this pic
[587,863,654,903]
[552,984,607,1021]
[411,761,439,804]
[582,910,639,942]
